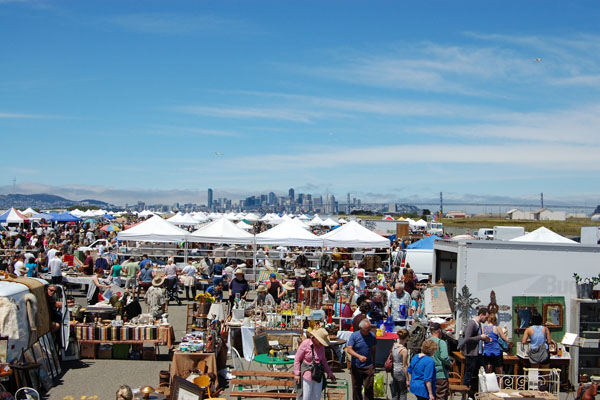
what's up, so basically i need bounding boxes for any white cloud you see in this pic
[171,105,349,123]
[107,13,255,36]
[0,112,58,119]
[411,104,600,145]
[222,143,600,171]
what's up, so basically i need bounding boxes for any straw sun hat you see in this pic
[152,276,165,287]
[308,328,331,347]
[256,285,267,293]
[283,282,295,291]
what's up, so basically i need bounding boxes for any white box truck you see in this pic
[493,226,525,241]
[580,226,600,245]
[432,239,600,385]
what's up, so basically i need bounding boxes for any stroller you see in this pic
[164,276,182,305]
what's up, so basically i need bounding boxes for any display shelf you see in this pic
[570,298,600,385]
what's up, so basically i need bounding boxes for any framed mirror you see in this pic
[543,303,563,329]
[515,306,533,330]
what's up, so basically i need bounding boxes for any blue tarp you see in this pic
[54,212,82,222]
[406,235,441,249]
[104,214,115,220]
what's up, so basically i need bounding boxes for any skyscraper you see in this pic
[289,188,295,203]
[207,188,213,210]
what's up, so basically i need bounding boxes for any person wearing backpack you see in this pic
[386,329,410,400]
[408,321,428,356]
[430,323,451,400]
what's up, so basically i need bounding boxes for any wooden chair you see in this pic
[449,382,470,400]
[449,371,462,385]
[230,370,296,399]
[193,375,226,400]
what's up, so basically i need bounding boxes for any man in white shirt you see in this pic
[48,251,65,285]
[13,255,25,276]
[47,245,58,261]
[98,243,105,256]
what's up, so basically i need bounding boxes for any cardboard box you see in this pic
[98,343,113,359]
[80,343,97,359]
[142,345,156,360]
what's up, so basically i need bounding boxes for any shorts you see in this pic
[484,354,504,368]
[125,277,138,289]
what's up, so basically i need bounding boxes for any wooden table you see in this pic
[170,352,218,382]
[452,352,520,381]
[488,389,557,400]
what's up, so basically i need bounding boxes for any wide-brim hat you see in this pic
[283,282,295,291]
[152,276,165,287]
[256,285,267,293]
[234,268,244,275]
[308,328,331,347]
[341,272,350,278]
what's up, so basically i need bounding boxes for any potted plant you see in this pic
[574,273,584,298]
[592,274,600,299]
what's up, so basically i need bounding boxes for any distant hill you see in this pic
[0,193,112,210]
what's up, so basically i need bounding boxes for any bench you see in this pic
[230,370,296,399]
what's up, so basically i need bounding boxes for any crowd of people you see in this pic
[2,218,555,400]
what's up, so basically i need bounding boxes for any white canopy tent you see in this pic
[321,220,390,248]
[236,220,253,231]
[117,215,188,242]
[166,212,184,223]
[509,226,577,244]
[192,212,209,223]
[256,219,322,247]
[321,217,338,227]
[415,219,428,228]
[21,207,37,216]
[188,217,254,244]
[173,213,200,226]
[309,215,324,227]
[244,213,260,222]
[291,217,310,229]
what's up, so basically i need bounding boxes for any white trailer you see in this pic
[580,226,600,245]
[493,226,525,241]
[432,239,600,383]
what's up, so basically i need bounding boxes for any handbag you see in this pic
[310,345,324,383]
[384,351,394,372]
[498,337,509,352]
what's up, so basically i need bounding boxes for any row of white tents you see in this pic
[117,216,390,248]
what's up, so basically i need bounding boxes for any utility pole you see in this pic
[440,191,443,216]
[540,192,544,209]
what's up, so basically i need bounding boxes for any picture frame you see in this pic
[171,375,203,400]
[543,303,563,329]
[515,306,534,331]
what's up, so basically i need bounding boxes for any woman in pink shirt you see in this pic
[294,328,336,400]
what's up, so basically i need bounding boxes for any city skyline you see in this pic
[1,1,599,204]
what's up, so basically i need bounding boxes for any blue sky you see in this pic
[1,0,599,206]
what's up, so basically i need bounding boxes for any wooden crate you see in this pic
[326,389,344,400]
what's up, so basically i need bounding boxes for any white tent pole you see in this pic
[184,240,188,264]
[252,232,257,282]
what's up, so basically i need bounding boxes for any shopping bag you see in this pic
[374,371,385,398]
